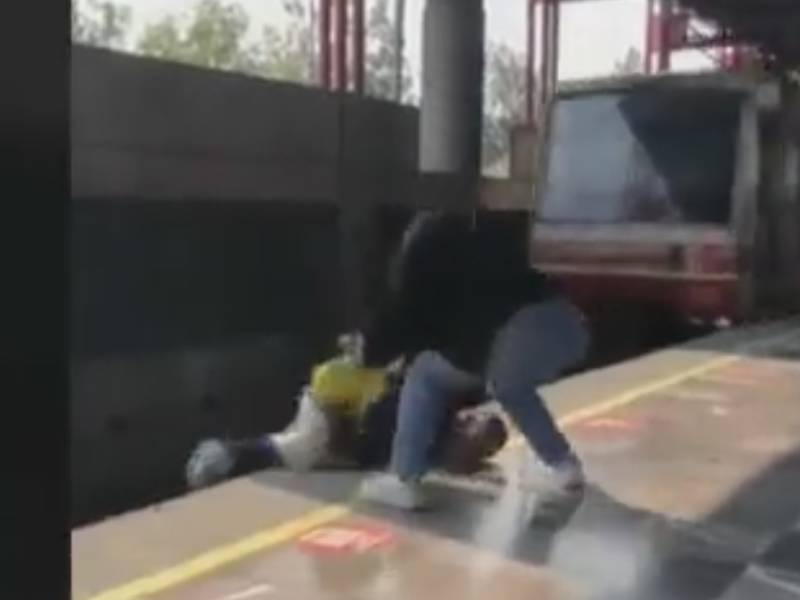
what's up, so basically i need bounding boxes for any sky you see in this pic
[82,0,714,85]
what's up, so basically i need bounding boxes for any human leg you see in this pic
[185,388,332,489]
[389,351,482,479]
[358,350,482,509]
[488,297,589,485]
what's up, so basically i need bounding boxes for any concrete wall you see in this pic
[71,47,422,203]
[69,46,425,524]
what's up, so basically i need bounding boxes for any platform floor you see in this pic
[72,318,800,600]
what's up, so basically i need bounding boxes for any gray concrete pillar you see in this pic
[419,0,485,176]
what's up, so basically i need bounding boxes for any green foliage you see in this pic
[137,0,258,72]
[135,0,315,82]
[257,0,315,82]
[73,0,420,96]
[366,0,413,102]
[483,41,528,173]
[72,0,132,49]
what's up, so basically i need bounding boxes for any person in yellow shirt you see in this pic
[185,337,508,489]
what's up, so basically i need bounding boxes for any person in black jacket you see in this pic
[357,210,590,509]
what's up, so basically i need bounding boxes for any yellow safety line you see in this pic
[557,355,739,427]
[505,353,739,450]
[90,332,792,600]
[87,504,350,600]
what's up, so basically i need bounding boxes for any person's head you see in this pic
[440,412,508,474]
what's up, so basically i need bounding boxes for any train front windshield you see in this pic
[539,87,745,225]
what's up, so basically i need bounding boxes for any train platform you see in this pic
[72,318,800,600]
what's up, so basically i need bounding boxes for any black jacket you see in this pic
[362,210,561,373]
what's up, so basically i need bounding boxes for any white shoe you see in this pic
[185,439,235,489]
[358,473,429,510]
[519,455,585,496]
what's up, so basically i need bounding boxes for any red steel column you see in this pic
[551,0,560,93]
[352,0,365,94]
[319,0,331,89]
[657,0,672,72]
[644,0,654,74]
[334,0,348,91]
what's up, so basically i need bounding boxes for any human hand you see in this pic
[336,332,365,364]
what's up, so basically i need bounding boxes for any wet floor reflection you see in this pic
[253,442,800,599]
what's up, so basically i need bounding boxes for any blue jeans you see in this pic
[389,297,589,479]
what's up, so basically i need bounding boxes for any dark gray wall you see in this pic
[71,46,422,203]
[70,46,423,524]
[71,200,343,357]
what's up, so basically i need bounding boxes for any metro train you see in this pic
[531,72,800,334]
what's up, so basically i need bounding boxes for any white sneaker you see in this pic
[358,473,429,510]
[519,455,585,496]
[185,439,235,489]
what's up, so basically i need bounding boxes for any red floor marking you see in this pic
[296,522,396,557]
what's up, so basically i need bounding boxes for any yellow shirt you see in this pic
[309,357,388,418]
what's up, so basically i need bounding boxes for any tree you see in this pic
[257,0,315,82]
[136,0,314,83]
[482,42,528,173]
[366,0,413,102]
[137,0,257,72]
[72,0,132,50]
[614,47,643,75]
[132,0,417,93]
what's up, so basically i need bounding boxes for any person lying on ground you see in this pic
[185,339,508,490]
